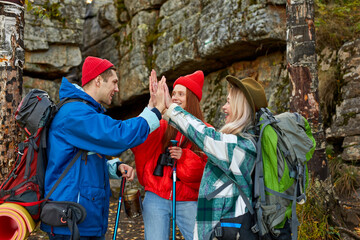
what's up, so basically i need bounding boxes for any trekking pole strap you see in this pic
[45,150,86,200]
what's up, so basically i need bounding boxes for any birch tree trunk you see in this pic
[0,0,24,182]
[286,0,327,179]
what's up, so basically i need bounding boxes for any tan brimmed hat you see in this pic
[225,75,268,114]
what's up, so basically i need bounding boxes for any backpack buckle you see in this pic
[297,194,306,204]
[251,223,259,233]
[214,224,223,237]
[289,170,296,179]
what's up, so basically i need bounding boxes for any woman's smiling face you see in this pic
[222,93,233,124]
[172,84,187,109]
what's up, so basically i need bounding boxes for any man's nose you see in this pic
[115,84,119,92]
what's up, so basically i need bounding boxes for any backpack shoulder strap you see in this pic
[253,108,277,201]
[207,178,255,215]
[56,98,88,110]
[44,149,87,200]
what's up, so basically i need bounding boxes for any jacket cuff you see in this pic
[107,158,122,179]
[151,107,162,120]
[163,103,178,122]
[116,161,123,177]
[139,107,161,133]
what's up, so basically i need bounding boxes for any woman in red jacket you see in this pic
[132,70,211,240]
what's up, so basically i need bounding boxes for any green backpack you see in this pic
[253,108,316,240]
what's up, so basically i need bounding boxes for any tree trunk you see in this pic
[0,0,24,182]
[286,0,327,179]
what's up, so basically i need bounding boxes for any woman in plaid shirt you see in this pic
[160,75,268,240]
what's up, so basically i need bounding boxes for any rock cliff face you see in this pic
[22,1,359,162]
[324,40,360,162]
[23,0,86,101]
[81,0,287,124]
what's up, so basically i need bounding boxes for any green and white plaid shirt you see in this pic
[164,104,256,240]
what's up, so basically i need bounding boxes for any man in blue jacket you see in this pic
[41,56,166,239]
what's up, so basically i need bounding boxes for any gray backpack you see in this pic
[253,108,316,240]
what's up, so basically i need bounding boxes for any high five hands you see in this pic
[148,70,182,159]
[148,69,171,113]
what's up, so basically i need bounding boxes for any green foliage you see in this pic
[342,112,357,126]
[145,17,164,71]
[318,63,343,128]
[115,0,126,23]
[334,165,360,195]
[315,0,360,50]
[25,0,66,24]
[145,17,164,47]
[297,179,341,239]
[326,144,360,197]
[297,145,359,238]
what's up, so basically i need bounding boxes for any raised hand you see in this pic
[164,78,172,109]
[154,76,166,113]
[148,69,158,108]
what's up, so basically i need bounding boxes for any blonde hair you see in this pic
[220,85,254,135]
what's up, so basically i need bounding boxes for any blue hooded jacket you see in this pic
[41,78,159,236]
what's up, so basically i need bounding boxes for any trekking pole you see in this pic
[113,171,127,240]
[170,140,178,240]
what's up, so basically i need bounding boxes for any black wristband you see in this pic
[151,107,162,120]
[116,161,123,177]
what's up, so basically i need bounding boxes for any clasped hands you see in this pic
[148,69,171,114]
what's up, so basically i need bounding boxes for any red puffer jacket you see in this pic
[132,119,211,201]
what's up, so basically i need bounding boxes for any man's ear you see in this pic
[94,76,101,87]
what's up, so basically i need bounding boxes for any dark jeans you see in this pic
[47,233,105,240]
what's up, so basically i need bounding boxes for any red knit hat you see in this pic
[173,70,204,101]
[81,56,114,86]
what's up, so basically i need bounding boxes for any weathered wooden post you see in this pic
[0,0,24,182]
[286,0,327,179]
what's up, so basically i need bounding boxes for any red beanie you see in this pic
[173,70,204,101]
[81,56,114,86]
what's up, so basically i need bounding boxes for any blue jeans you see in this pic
[142,191,197,240]
[47,233,105,240]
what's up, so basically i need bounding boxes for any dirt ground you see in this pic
[27,197,185,240]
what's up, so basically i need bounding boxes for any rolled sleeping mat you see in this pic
[0,203,36,240]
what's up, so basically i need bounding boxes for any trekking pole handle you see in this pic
[113,171,127,240]
[170,140,178,177]
[170,140,178,147]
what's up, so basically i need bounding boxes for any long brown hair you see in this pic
[162,89,204,155]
